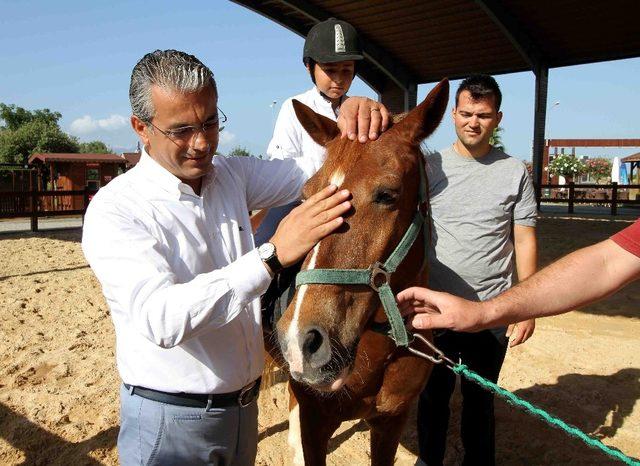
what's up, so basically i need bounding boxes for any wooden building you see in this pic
[122,151,141,169]
[28,153,127,210]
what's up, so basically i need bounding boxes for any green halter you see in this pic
[295,158,429,347]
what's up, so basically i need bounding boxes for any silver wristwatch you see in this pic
[257,242,283,274]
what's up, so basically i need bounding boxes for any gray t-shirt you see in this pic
[426,145,537,303]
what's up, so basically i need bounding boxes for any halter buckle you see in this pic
[369,262,391,291]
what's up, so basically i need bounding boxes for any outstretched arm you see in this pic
[399,239,640,332]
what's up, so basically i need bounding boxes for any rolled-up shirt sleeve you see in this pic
[82,198,271,349]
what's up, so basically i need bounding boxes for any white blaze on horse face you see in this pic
[286,242,321,373]
[288,404,305,465]
[330,170,345,187]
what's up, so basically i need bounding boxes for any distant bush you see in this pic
[584,157,612,183]
[546,154,586,179]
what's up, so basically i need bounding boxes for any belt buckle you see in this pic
[238,381,256,408]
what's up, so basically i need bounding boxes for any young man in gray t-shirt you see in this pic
[417,75,538,466]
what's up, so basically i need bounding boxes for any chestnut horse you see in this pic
[270,79,449,465]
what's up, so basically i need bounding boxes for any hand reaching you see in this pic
[396,287,487,332]
[269,184,351,267]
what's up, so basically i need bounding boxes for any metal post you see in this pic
[568,182,575,214]
[30,170,38,232]
[532,65,549,205]
[82,186,91,225]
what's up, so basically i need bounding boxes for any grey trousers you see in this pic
[118,384,258,466]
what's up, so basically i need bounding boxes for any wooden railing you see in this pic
[0,187,98,231]
[539,183,640,215]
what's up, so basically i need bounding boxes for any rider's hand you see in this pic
[337,97,390,143]
[269,184,351,267]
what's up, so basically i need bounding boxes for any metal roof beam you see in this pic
[474,0,543,70]
[230,0,418,91]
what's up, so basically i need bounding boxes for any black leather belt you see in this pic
[124,377,261,409]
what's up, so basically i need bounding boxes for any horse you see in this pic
[268,79,449,466]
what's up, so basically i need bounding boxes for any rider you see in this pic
[255,18,365,325]
[254,17,364,245]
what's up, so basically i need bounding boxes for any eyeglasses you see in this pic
[148,107,228,143]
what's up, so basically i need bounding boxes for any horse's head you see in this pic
[276,80,449,391]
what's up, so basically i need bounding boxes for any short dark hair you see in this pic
[455,74,502,111]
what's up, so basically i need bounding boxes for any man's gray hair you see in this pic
[129,50,217,123]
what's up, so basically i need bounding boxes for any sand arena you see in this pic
[0,215,638,465]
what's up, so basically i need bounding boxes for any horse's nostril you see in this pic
[303,328,323,356]
[300,326,331,369]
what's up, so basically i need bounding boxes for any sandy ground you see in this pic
[0,215,638,465]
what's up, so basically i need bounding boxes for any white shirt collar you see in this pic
[137,146,208,199]
[311,86,345,117]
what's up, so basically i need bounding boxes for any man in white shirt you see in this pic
[82,49,384,465]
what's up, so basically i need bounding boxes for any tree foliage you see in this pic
[0,103,62,130]
[227,146,252,157]
[78,140,111,154]
[0,120,79,164]
[0,103,111,164]
[489,126,506,152]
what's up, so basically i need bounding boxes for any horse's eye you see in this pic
[373,188,399,205]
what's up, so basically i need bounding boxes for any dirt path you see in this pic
[0,215,638,465]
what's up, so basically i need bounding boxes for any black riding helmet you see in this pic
[303,18,363,63]
[303,18,363,83]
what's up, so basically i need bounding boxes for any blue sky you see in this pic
[1,0,638,160]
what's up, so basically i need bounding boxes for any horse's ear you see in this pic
[389,79,449,144]
[292,99,339,147]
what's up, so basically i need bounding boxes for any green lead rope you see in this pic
[452,364,640,466]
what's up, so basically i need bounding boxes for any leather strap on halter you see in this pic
[295,157,429,348]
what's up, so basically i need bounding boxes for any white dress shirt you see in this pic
[267,87,342,171]
[82,149,308,394]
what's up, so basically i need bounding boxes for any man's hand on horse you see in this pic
[338,97,390,143]
[270,184,351,267]
[397,287,489,332]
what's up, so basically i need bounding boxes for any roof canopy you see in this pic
[29,153,126,164]
[232,0,640,91]
[622,152,640,163]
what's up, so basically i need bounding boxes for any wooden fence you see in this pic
[2,183,637,233]
[539,182,640,215]
[0,187,98,232]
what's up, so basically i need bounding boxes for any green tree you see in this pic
[228,146,252,157]
[0,103,111,164]
[79,140,111,153]
[0,103,62,130]
[0,120,79,164]
[489,126,505,152]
